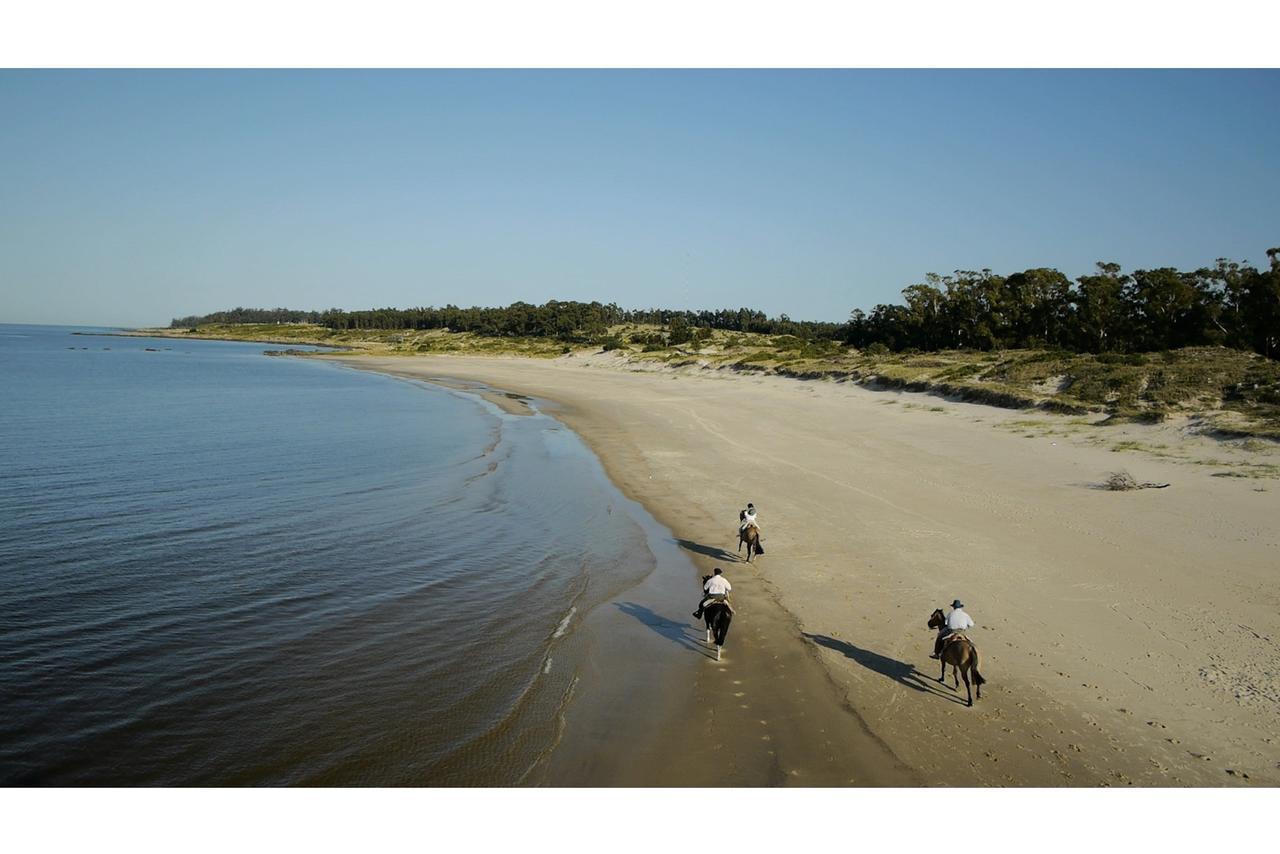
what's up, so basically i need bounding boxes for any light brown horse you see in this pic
[928,608,986,706]
[737,524,762,562]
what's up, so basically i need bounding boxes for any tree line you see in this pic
[848,251,1280,358]
[171,247,1280,358]
[170,300,842,343]
[170,307,326,327]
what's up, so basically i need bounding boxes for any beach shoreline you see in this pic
[341,360,917,785]
[337,352,1279,787]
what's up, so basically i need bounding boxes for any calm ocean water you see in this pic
[0,324,660,785]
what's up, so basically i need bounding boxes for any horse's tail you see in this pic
[970,645,986,686]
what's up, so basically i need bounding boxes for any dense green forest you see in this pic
[170,303,840,342]
[172,249,1280,358]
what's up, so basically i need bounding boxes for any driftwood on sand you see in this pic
[1105,471,1171,491]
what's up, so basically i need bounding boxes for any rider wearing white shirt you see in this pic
[693,568,733,619]
[947,606,974,632]
[931,599,974,658]
[704,573,731,596]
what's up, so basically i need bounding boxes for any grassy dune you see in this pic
[607,330,1280,438]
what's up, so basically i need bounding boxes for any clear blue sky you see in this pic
[2,69,1277,327]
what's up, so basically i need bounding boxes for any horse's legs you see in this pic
[953,665,960,688]
[938,657,946,683]
[705,627,711,644]
[962,667,972,706]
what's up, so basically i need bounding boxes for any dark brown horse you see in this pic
[928,608,986,706]
[737,525,762,562]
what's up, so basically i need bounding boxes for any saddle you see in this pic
[703,594,735,614]
[941,631,971,650]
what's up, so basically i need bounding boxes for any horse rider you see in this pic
[693,567,734,619]
[739,502,759,535]
[930,598,974,659]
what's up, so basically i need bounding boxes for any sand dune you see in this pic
[343,352,1279,786]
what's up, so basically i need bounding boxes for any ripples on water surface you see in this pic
[0,326,655,785]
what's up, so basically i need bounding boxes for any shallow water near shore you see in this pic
[0,324,688,785]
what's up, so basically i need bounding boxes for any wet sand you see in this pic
[337,353,1280,787]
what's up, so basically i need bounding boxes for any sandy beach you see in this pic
[341,352,1280,787]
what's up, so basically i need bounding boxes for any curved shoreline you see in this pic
[353,371,715,785]
[339,356,918,785]
[362,369,713,784]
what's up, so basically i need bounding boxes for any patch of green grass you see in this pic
[1212,465,1280,479]
[936,363,984,381]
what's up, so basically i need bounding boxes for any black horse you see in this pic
[703,602,732,660]
[700,575,733,660]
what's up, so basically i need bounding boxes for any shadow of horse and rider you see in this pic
[673,534,759,565]
[802,632,975,707]
[614,600,726,660]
